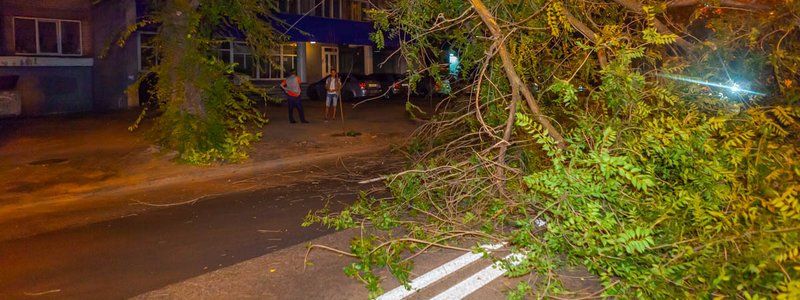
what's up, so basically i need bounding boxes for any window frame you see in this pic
[349,0,370,21]
[215,40,297,81]
[13,16,83,56]
[279,0,301,14]
[232,41,254,76]
[284,0,347,20]
[310,0,342,19]
[138,31,159,71]
[136,36,298,80]
[254,43,298,81]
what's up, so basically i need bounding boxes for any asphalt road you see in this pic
[0,178,371,299]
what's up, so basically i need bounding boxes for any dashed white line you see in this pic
[376,244,504,300]
[430,252,526,300]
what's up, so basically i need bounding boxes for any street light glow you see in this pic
[659,73,766,96]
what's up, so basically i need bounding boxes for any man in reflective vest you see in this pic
[281,69,309,124]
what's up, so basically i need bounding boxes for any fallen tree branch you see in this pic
[496,97,518,186]
[562,9,609,67]
[612,0,695,52]
[667,0,771,10]
[468,0,568,149]
[304,244,358,271]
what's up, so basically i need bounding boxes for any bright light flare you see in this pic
[448,53,458,64]
[659,73,766,96]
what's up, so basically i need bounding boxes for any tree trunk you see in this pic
[163,0,206,117]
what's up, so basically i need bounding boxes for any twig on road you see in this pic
[304,244,359,271]
[23,289,61,296]
[338,156,355,175]
[131,187,257,207]
[358,176,388,184]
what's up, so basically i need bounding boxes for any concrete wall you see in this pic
[0,0,93,56]
[92,0,139,110]
[0,66,92,115]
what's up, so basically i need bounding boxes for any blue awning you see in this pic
[134,2,398,48]
[272,13,397,47]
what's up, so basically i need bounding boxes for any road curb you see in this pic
[81,145,391,201]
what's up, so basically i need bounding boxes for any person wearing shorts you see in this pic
[324,69,342,121]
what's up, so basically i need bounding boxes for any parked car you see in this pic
[306,74,383,102]
[364,73,453,98]
[409,74,452,97]
[365,73,404,98]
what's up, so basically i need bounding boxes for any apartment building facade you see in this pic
[0,0,97,116]
[0,0,402,117]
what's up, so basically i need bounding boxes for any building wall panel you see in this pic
[0,66,92,115]
[92,0,139,110]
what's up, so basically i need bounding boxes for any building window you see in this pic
[217,41,255,77]
[349,0,369,21]
[232,42,254,76]
[332,0,342,18]
[137,36,296,80]
[257,44,297,80]
[217,40,232,63]
[300,0,314,14]
[217,41,296,80]
[312,0,341,18]
[279,0,299,14]
[13,17,82,55]
[139,32,159,71]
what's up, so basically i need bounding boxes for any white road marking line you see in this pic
[430,252,526,300]
[377,244,504,300]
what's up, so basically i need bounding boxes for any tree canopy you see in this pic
[306,0,800,298]
[123,0,282,163]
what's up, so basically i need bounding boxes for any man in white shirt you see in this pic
[324,69,342,121]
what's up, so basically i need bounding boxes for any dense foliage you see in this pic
[306,0,800,298]
[121,0,280,163]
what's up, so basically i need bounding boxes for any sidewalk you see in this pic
[0,99,420,241]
